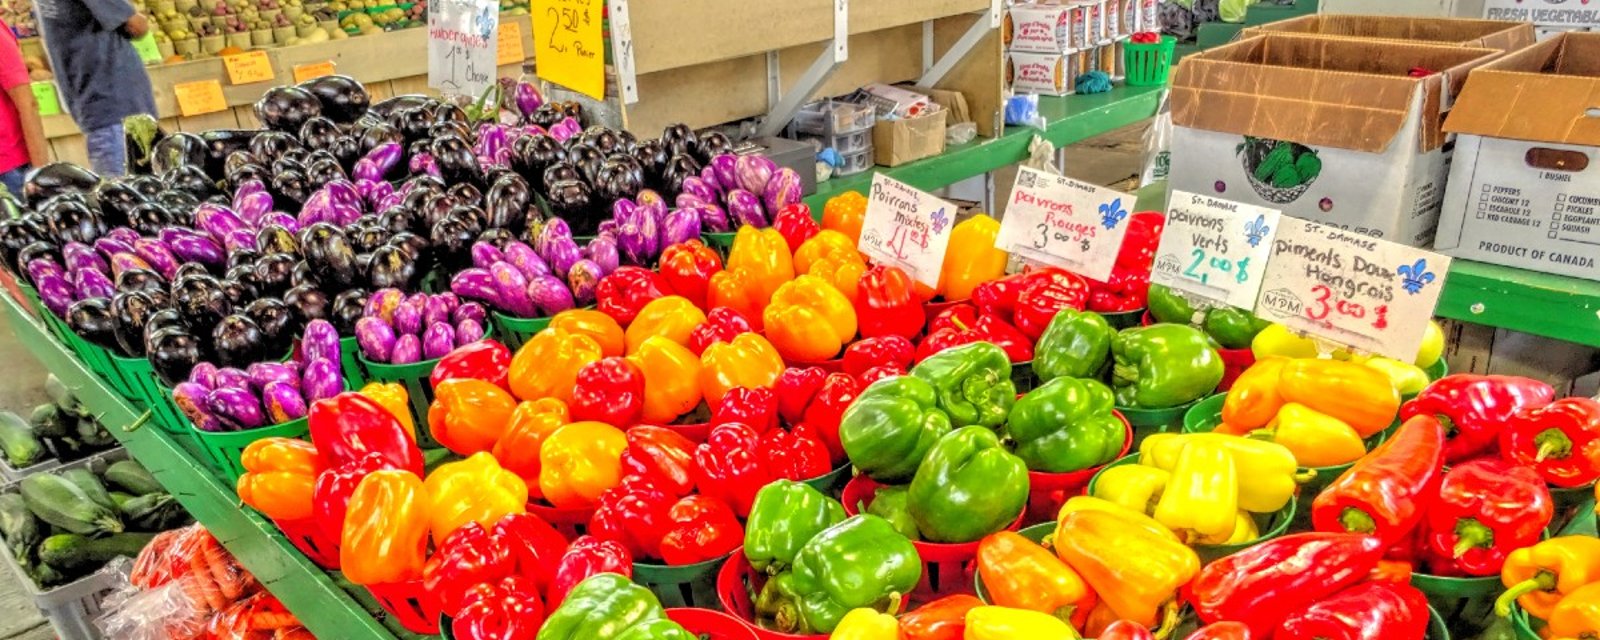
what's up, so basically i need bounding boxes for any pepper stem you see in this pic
[1051,604,1078,625]
[884,592,903,615]
[1535,428,1573,462]
[1453,518,1495,559]
[1493,571,1558,617]
[1292,469,1319,484]
[772,601,801,634]
[1245,428,1278,443]
[1339,507,1378,534]
[1151,601,1180,640]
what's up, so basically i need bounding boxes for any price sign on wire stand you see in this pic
[1151,190,1281,310]
[428,0,499,96]
[533,0,604,99]
[1253,217,1451,363]
[994,166,1135,282]
[858,174,956,290]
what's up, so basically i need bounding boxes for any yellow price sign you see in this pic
[498,21,526,66]
[223,50,275,84]
[532,0,603,100]
[293,60,337,83]
[173,80,228,117]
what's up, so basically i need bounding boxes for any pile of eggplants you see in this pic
[355,289,488,364]
[450,233,585,318]
[169,319,345,431]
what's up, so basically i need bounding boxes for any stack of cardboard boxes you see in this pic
[1003,0,1149,96]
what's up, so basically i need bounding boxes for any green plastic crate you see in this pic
[39,311,137,400]
[191,416,311,484]
[1411,572,1500,638]
[632,553,727,609]
[492,312,552,352]
[110,354,192,440]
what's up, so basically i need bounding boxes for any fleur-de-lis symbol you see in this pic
[1099,198,1128,230]
[1244,214,1270,248]
[1397,259,1437,295]
[930,208,950,234]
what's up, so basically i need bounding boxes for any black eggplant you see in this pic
[170,273,231,329]
[596,154,645,202]
[661,123,698,158]
[23,164,100,206]
[429,216,475,268]
[351,225,387,254]
[390,232,428,261]
[225,263,262,297]
[542,162,581,191]
[579,127,623,154]
[330,288,368,334]
[528,103,563,130]
[290,259,316,288]
[283,284,329,325]
[213,314,267,367]
[476,227,515,249]
[111,290,162,357]
[511,134,564,183]
[377,209,412,236]
[567,143,605,184]
[359,124,404,154]
[430,121,471,142]
[149,134,208,176]
[226,164,270,192]
[256,225,299,254]
[305,155,347,186]
[250,131,301,159]
[365,95,432,121]
[661,154,702,198]
[329,135,362,170]
[391,107,434,143]
[271,169,311,209]
[299,117,341,151]
[16,240,57,277]
[224,150,263,177]
[227,248,262,272]
[245,297,294,351]
[155,191,199,223]
[173,262,210,281]
[0,218,39,269]
[697,131,733,163]
[93,181,146,226]
[447,181,482,205]
[200,130,257,179]
[255,86,324,133]
[125,175,163,198]
[485,173,532,231]
[546,179,595,231]
[432,103,467,126]
[67,297,117,350]
[146,327,202,385]
[302,223,358,290]
[164,165,217,199]
[39,196,106,245]
[632,139,670,184]
[115,268,165,295]
[253,252,298,295]
[430,135,482,188]
[220,278,252,308]
[298,75,370,123]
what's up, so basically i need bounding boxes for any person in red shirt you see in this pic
[0,19,49,196]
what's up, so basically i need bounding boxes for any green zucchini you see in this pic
[44,375,88,418]
[27,404,68,439]
[0,493,41,562]
[61,468,115,511]
[27,558,65,587]
[19,474,123,536]
[118,493,188,531]
[109,492,134,511]
[37,532,158,572]
[76,418,115,448]
[0,412,43,469]
[104,460,163,496]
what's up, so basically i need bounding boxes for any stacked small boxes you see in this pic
[793,99,877,177]
[1003,0,1141,95]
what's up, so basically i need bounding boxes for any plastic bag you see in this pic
[1140,92,1173,188]
[97,558,211,640]
[208,591,309,640]
[1004,93,1047,130]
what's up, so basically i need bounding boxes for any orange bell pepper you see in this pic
[237,437,321,522]
[805,249,866,306]
[627,335,705,423]
[794,230,860,275]
[699,332,785,407]
[358,382,415,441]
[429,378,519,456]
[708,226,794,321]
[1054,508,1198,629]
[977,531,1095,626]
[823,191,867,244]
[708,269,768,331]
[939,215,1008,301]
[548,309,626,357]
[422,452,528,545]
[538,421,627,508]
[1221,357,1288,430]
[625,295,708,354]
[340,469,429,586]
[508,327,603,403]
[763,275,859,362]
[491,398,571,494]
[1279,358,1401,438]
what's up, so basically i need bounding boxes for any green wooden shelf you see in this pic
[1436,259,1600,349]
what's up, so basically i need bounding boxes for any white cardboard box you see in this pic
[1168,34,1501,246]
[1006,51,1071,96]
[1005,3,1074,53]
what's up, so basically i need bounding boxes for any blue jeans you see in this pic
[85,123,126,177]
[0,166,25,197]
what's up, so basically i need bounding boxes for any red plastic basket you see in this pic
[668,607,761,640]
[1023,411,1135,525]
[717,553,851,640]
[366,579,441,634]
[273,517,340,570]
[840,476,1022,600]
[526,501,594,541]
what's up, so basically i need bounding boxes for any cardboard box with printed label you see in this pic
[1007,51,1071,96]
[1005,3,1074,53]
[1168,34,1502,246]
[1435,33,1600,281]
[1238,15,1535,51]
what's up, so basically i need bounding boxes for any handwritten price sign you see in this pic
[1253,217,1451,362]
[428,0,499,96]
[1152,190,1281,309]
[533,0,603,99]
[858,174,956,289]
[994,166,1134,282]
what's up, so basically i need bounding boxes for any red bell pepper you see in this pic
[588,476,674,561]
[658,240,723,310]
[311,452,398,546]
[1183,622,1253,640]
[1311,415,1445,547]
[569,356,645,428]
[1421,458,1552,577]
[1189,532,1387,637]
[452,575,544,640]
[1116,211,1164,271]
[1398,374,1554,462]
[1274,580,1429,640]
[971,272,1030,324]
[1100,620,1156,640]
[619,426,698,498]
[899,594,982,640]
[841,336,915,377]
[760,426,833,482]
[1501,397,1600,488]
[859,365,904,386]
[1089,269,1152,312]
[772,203,820,252]
[658,495,744,566]
[595,266,669,326]
[430,340,512,391]
[308,392,423,475]
[1011,267,1090,341]
[423,521,516,616]
[916,304,1033,363]
[855,265,925,340]
[712,386,778,432]
[693,422,772,517]
[546,535,632,608]
[493,513,569,594]
[687,307,754,355]
[801,372,863,463]
[774,366,827,425]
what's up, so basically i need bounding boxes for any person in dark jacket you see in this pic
[33,0,155,176]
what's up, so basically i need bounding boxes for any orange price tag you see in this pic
[497,21,526,66]
[222,50,274,84]
[293,61,337,83]
[173,80,227,117]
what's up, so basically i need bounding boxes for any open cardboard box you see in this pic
[1436,33,1600,280]
[1167,34,1503,246]
[1238,15,1535,52]
[871,87,958,167]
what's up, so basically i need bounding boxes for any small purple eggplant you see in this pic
[636,189,669,224]
[215,367,253,391]
[392,295,425,336]
[450,268,503,308]
[661,208,704,247]
[726,189,767,228]
[171,381,214,427]
[107,253,153,280]
[700,165,723,193]
[207,386,266,429]
[355,316,398,363]
[763,167,803,213]
[390,334,423,365]
[534,218,573,259]
[545,238,583,280]
[490,262,537,318]
[25,258,66,286]
[695,203,732,233]
[567,260,603,307]
[471,241,506,269]
[421,295,452,329]
[103,227,141,246]
[735,155,778,193]
[711,154,740,192]
[455,318,486,345]
[73,269,115,300]
[93,237,136,258]
[188,362,221,390]
[503,241,549,280]
[132,238,180,280]
[62,242,107,275]
[301,358,342,402]
[194,204,246,240]
[262,380,308,423]
[585,235,620,276]
[234,189,274,225]
[259,212,300,233]
[160,228,226,266]
[678,177,719,206]
[246,361,300,392]
[364,288,406,324]
[527,275,575,317]
[422,323,455,360]
[453,302,487,326]
[514,82,543,117]
[36,275,73,318]
[300,319,341,367]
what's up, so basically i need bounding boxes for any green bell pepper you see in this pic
[1005,377,1126,472]
[770,514,922,634]
[1201,306,1271,349]
[537,573,691,640]
[1111,324,1225,409]
[907,426,1029,543]
[1032,308,1114,382]
[865,485,920,540]
[745,479,847,574]
[1146,283,1199,325]
[910,342,1015,428]
[839,376,953,484]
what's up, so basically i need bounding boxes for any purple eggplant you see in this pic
[735,155,778,193]
[390,334,422,365]
[301,319,340,367]
[221,228,258,253]
[364,288,406,323]
[637,189,669,223]
[533,218,573,259]
[527,275,575,317]
[422,295,452,329]
[247,361,300,392]
[195,204,246,240]
[160,228,226,266]
[132,238,180,280]
[392,294,425,336]
[763,167,803,213]
[189,362,221,390]
[26,258,66,286]
[103,227,140,246]
[455,318,486,345]
[435,292,460,312]
[726,189,767,228]
[355,316,398,362]
[298,189,337,228]
[35,272,73,317]
[471,241,506,269]
[408,153,441,179]
[357,179,395,211]
[73,268,115,300]
[545,238,583,280]
[262,380,308,423]
[696,203,732,233]
[585,235,620,275]
[216,367,253,391]
[171,381,214,428]
[422,323,455,359]
[675,192,712,210]
[260,212,300,233]
[325,180,361,208]
[679,177,719,205]
[453,302,487,326]
[107,253,153,280]
[93,237,136,258]
[490,262,537,318]
[711,154,739,192]
[699,165,723,193]
[450,267,502,308]
[302,358,342,402]
[62,242,107,275]
[514,82,543,117]
[661,207,704,247]
[357,142,403,182]
[616,211,659,266]
[208,386,265,429]
[567,260,603,307]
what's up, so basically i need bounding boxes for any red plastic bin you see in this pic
[526,501,594,541]
[840,476,1023,600]
[1022,411,1135,525]
[273,517,340,570]
[668,607,761,640]
[366,579,441,634]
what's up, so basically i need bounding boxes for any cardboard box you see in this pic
[1137,0,1157,34]
[1006,51,1071,96]
[1436,33,1600,280]
[1440,318,1600,396]
[1239,15,1535,51]
[1004,3,1074,53]
[872,109,948,167]
[1168,34,1502,246]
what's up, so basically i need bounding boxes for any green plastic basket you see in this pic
[1548,485,1597,538]
[800,464,852,498]
[191,417,311,483]
[110,354,190,437]
[1411,571,1501,637]
[1428,605,1451,640]
[1117,399,1198,450]
[1099,309,1145,330]
[1124,36,1176,87]
[973,522,1053,602]
[633,552,728,609]
[1509,605,1542,640]
[338,336,367,390]
[1011,361,1039,393]
[39,311,137,400]
[702,232,736,258]
[492,311,552,352]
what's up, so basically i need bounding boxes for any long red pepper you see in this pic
[1188,532,1386,637]
[1398,374,1553,462]
[1311,415,1445,546]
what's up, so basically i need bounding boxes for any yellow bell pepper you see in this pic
[709,226,795,322]
[1221,357,1287,430]
[1054,509,1198,628]
[627,336,705,423]
[491,398,570,495]
[805,250,866,306]
[1415,320,1444,368]
[422,452,528,545]
[1139,433,1301,513]
[794,229,859,274]
[1263,402,1367,468]
[237,437,319,522]
[358,382,414,441]
[1279,358,1400,438]
[538,421,627,508]
[1361,356,1430,396]
[707,268,768,330]
[508,327,603,403]
[1058,496,1177,541]
[549,308,626,357]
[625,295,708,354]
[938,215,1008,301]
[1090,463,1169,515]
[340,469,429,586]
[830,608,900,640]
[764,275,859,362]
[699,332,785,407]
[1194,512,1259,546]
[1153,440,1238,542]
[964,606,1079,640]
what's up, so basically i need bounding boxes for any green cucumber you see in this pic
[44,375,88,418]
[61,468,115,511]
[19,474,123,536]
[37,532,159,572]
[0,493,41,562]
[27,404,68,439]
[0,412,43,469]
[104,460,163,496]
[118,493,188,531]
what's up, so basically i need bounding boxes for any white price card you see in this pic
[428,0,499,96]
[995,166,1136,282]
[1253,217,1452,362]
[1152,190,1282,310]
[858,174,956,290]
